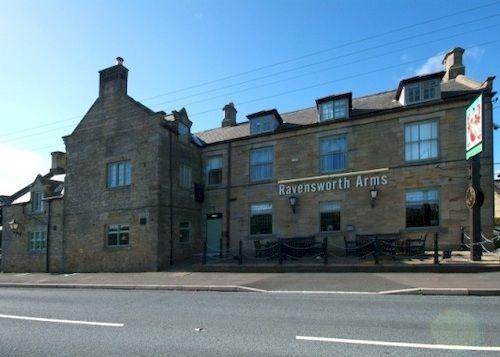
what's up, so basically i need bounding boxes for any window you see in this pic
[405,120,439,162]
[179,222,190,243]
[178,123,189,142]
[320,136,347,173]
[406,189,439,227]
[206,156,223,185]
[320,201,341,232]
[250,147,273,182]
[29,231,46,252]
[107,161,131,188]
[179,165,192,188]
[406,80,439,104]
[250,203,272,235]
[32,191,44,212]
[250,117,274,134]
[107,224,129,246]
[320,98,348,121]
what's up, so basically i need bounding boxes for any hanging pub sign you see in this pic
[465,94,483,160]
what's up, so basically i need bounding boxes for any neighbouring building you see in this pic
[1,48,496,272]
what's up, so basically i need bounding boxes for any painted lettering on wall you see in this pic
[278,175,388,196]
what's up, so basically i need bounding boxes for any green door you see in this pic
[206,213,223,255]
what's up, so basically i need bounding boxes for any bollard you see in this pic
[434,233,439,265]
[202,239,207,265]
[323,237,328,265]
[239,240,243,265]
[373,236,379,264]
[460,226,465,251]
[279,240,283,264]
[219,236,223,258]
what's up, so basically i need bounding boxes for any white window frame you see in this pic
[320,98,348,121]
[406,80,440,104]
[29,231,46,252]
[206,156,223,186]
[107,161,131,188]
[107,224,130,247]
[32,191,44,212]
[320,136,347,173]
[405,120,439,162]
[179,164,192,188]
[250,147,273,182]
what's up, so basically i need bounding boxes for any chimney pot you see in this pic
[116,57,124,65]
[50,151,66,173]
[222,102,237,127]
[442,47,465,81]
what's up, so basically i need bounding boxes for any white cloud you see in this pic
[0,144,48,195]
[414,52,444,76]
[465,46,485,60]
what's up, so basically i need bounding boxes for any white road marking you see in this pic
[0,314,124,327]
[296,336,500,352]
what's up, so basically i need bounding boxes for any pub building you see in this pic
[1,47,496,272]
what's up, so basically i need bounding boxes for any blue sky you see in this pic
[0,0,499,195]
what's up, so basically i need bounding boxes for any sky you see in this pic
[0,0,499,195]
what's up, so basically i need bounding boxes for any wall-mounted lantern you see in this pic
[370,186,379,208]
[8,219,21,236]
[288,195,298,214]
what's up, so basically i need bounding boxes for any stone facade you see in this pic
[0,48,496,272]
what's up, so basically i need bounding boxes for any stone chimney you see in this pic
[98,57,128,97]
[442,47,465,82]
[50,151,66,173]
[222,102,237,127]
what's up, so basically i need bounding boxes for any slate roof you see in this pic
[195,76,481,145]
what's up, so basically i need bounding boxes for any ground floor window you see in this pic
[320,201,341,231]
[107,224,129,246]
[179,222,190,243]
[406,189,439,227]
[29,231,46,252]
[250,202,272,235]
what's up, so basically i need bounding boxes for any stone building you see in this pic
[1,47,496,272]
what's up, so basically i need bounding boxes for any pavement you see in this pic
[1,270,500,296]
[1,251,500,296]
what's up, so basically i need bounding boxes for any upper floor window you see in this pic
[107,161,131,188]
[405,120,439,162]
[250,202,272,235]
[250,147,273,182]
[178,122,189,142]
[179,164,192,188]
[320,98,348,121]
[320,136,347,173]
[29,231,46,252]
[32,191,44,212]
[107,224,129,247]
[406,189,439,227]
[206,156,223,185]
[250,117,273,134]
[406,79,440,104]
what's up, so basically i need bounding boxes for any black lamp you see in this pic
[8,219,21,235]
[370,186,379,208]
[288,195,298,213]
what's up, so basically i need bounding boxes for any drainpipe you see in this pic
[46,199,51,273]
[169,130,174,266]
[226,141,232,252]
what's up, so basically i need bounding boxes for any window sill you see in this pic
[400,227,447,233]
[107,185,131,191]
[404,158,440,167]
[105,245,130,250]
[248,234,276,240]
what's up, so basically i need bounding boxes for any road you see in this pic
[0,288,499,356]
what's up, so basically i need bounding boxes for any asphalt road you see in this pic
[0,288,499,356]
